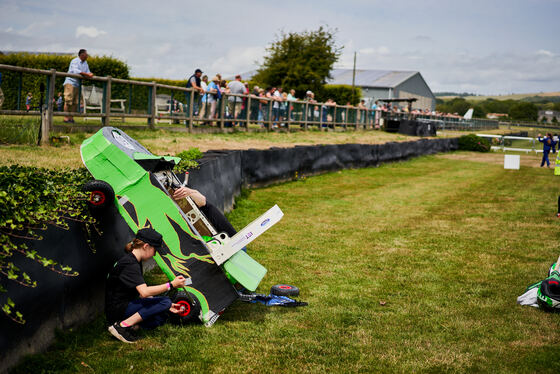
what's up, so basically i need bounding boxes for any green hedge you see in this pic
[458,134,491,152]
[0,53,129,110]
[124,77,189,113]
[316,84,362,106]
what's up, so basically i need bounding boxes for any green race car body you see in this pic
[81,127,268,326]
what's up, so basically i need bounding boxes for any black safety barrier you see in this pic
[241,138,458,187]
[0,205,134,372]
[0,137,458,371]
[188,150,242,213]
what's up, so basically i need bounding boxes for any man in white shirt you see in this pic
[226,75,245,123]
[272,87,282,127]
[63,49,93,123]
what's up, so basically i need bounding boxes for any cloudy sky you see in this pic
[1,0,559,94]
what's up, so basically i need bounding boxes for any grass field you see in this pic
[10,152,560,373]
[0,118,517,169]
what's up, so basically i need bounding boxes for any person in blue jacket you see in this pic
[538,133,556,167]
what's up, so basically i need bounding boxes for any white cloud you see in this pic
[537,49,554,57]
[75,26,107,38]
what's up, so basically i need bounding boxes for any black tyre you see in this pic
[169,291,201,325]
[82,180,115,209]
[270,284,300,297]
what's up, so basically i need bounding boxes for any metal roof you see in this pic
[327,69,418,88]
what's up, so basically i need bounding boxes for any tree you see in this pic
[508,102,538,121]
[253,26,342,97]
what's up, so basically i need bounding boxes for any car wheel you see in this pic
[170,291,201,325]
[82,180,115,209]
[270,284,300,297]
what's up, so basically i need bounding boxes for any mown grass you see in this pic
[10,153,560,373]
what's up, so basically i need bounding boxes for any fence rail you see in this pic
[0,64,499,144]
[477,134,545,153]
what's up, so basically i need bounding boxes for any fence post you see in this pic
[128,84,132,114]
[304,102,308,131]
[188,88,194,132]
[287,100,292,131]
[41,69,56,145]
[245,95,251,131]
[355,109,359,130]
[219,95,225,130]
[147,81,156,129]
[102,76,112,126]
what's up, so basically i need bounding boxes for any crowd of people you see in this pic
[0,49,461,126]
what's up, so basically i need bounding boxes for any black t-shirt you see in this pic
[105,252,145,324]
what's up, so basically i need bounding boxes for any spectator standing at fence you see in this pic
[199,75,208,119]
[63,49,93,123]
[205,76,221,125]
[286,89,297,121]
[56,92,63,111]
[186,69,204,116]
[272,87,283,127]
[226,75,245,125]
[250,86,260,122]
[240,82,250,120]
[538,133,556,168]
[25,92,33,111]
[553,134,559,153]
[371,100,379,127]
[287,89,297,102]
[258,88,267,124]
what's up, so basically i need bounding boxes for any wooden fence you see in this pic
[0,64,499,145]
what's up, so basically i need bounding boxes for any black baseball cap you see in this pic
[136,228,163,248]
[195,68,203,74]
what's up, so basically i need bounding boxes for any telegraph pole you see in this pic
[351,51,357,104]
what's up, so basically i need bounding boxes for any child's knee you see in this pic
[161,297,172,310]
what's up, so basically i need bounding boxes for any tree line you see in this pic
[436,97,560,122]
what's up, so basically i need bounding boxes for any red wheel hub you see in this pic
[90,191,106,206]
[279,285,292,289]
[177,300,191,317]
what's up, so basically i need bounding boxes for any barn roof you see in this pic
[327,69,418,88]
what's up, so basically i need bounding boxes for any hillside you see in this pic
[437,92,560,101]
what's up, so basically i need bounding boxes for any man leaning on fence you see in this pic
[63,49,94,123]
[226,74,245,125]
[186,69,204,116]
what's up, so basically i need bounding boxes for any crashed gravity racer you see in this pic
[80,127,304,327]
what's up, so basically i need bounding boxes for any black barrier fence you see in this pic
[0,137,458,372]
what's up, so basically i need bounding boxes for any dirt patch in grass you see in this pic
[438,151,546,168]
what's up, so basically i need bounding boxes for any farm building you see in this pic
[327,69,436,111]
[234,68,436,111]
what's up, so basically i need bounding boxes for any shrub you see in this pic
[458,134,491,152]
[175,147,203,171]
[316,84,362,106]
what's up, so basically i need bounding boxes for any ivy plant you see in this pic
[0,165,98,324]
